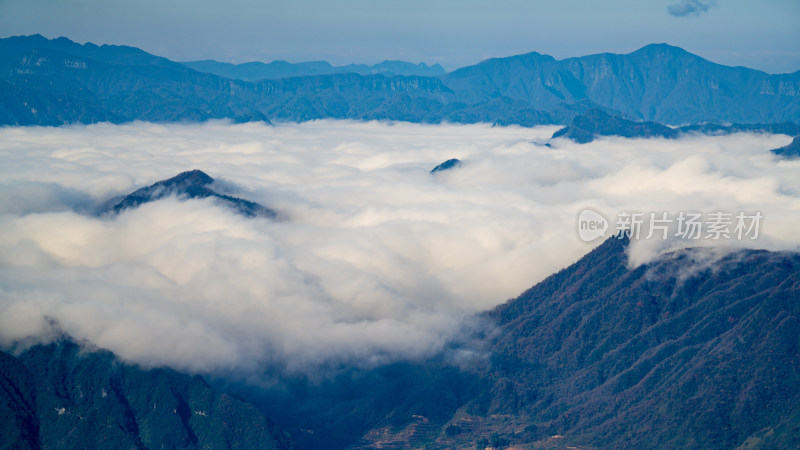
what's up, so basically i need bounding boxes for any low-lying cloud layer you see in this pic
[0,120,798,375]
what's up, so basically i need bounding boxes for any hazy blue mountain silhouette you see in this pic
[0,34,271,125]
[678,121,800,136]
[2,35,798,127]
[182,59,446,81]
[0,35,477,126]
[441,43,800,124]
[552,109,800,143]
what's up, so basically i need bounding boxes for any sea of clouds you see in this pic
[0,120,798,375]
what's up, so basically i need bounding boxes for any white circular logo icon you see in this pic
[577,208,609,242]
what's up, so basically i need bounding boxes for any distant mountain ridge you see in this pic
[442,43,800,124]
[552,108,800,143]
[0,34,798,127]
[182,59,446,81]
[0,34,268,125]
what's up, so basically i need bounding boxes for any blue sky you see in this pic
[1,0,798,73]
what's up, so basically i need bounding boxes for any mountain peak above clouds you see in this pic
[108,170,278,218]
[771,135,800,159]
[430,158,462,173]
[551,108,679,142]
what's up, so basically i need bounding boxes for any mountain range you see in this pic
[1,34,798,127]
[3,33,800,449]
[439,44,800,124]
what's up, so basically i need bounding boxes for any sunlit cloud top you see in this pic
[0,120,798,376]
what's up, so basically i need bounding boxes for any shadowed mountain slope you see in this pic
[243,237,800,449]
[454,238,800,448]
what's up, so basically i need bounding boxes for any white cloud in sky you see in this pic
[667,0,716,18]
[0,120,797,375]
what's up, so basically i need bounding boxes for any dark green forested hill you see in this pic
[0,342,294,450]
[470,237,800,448]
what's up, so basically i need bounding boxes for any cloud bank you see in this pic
[668,0,716,17]
[0,120,798,375]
